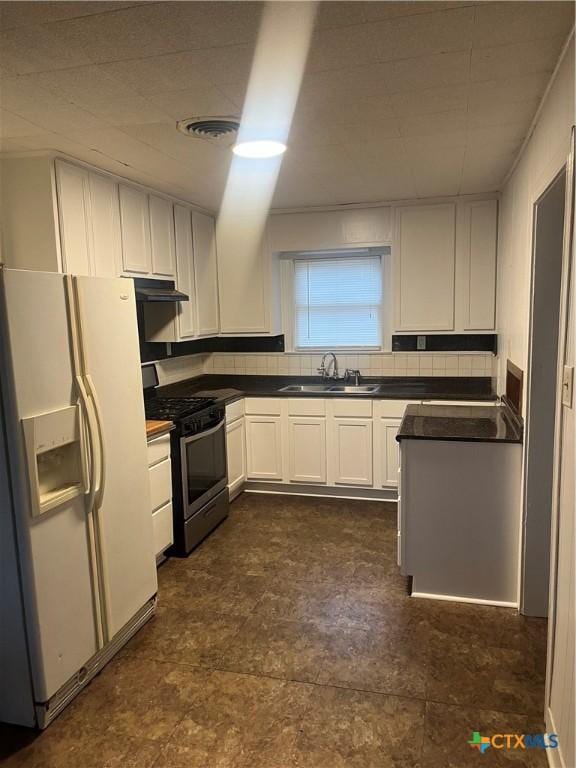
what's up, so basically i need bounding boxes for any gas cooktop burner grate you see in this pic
[144,396,215,421]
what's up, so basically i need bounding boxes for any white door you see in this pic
[56,161,93,276]
[88,173,122,278]
[73,276,157,640]
[330,418,373,486]
[192,211,219,336]
[375,418,401,487]
[0,269,100,702]
[245,416,283,480]
[119,185,152,276]
[149,195,176,278]
[174,204,196,339]
[226,417,246,496]
[288,417,327,484]
[396,204,455,331]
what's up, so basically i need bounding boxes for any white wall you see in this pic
[496,34,575,399]
[497,30,575,767]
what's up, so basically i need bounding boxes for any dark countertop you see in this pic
[157,374,496,404]
[396,403,523,444]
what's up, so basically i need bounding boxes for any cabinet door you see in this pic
[463,200,497,330]
[245,416,283,480]
[192,211,219,336]
[396,204,455,331]
[226,417,246,496]
[119,185,152,275]
[217,220,269,333]
[375,418,401,487]
[149,195,176,278]
[329,418,373,486]
[288,417,327,484]
[174,204,196,339]
[88,173,122,278]
[55,161,93,276]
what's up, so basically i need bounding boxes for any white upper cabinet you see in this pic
[270,208,392,251]
[461,200,497,330]
[192,211,219,337]
[119,185,152,276]
[55,161,93,276]
[216,219,276,335]
[149,195,176,278]
[173,204,196,339]
[395,204,456,331]
[88,173,122,278]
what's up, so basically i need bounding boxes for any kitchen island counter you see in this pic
[396,403,522,444]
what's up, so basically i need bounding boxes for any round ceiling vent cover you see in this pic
[177,116,240,143]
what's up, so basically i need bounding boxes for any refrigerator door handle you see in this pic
[85,373,106,510]
[75,375,99,513]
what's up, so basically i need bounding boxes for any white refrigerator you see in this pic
[0,268,157,729]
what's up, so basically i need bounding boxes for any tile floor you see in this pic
[1,494,548,767]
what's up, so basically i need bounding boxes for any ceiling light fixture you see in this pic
[232,140,287,158]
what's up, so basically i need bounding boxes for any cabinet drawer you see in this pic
[149,457,172,513]
[152,501,173,558]
[331,399,373,418]
[147,433,171,467]
[375,399,417,418]
[226,399,245,423]
[244,397,282,416]
[288,398,326,417]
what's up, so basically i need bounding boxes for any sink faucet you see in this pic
[318,352,339,381]
[344,368,362,386]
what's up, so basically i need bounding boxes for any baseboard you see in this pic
[545,706,565,768]
[411,591,519,609]
[243,481,398,502]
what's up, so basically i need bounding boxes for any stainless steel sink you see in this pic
[278,384,380,394]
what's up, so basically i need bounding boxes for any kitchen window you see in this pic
[283,251,387,351]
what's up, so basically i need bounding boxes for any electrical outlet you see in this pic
[417,335,426,351]
[562,365,574,407]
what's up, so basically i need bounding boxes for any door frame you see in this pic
[521,166,567,616]
[545,127,575,708]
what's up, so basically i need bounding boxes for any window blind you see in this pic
[294,256,382,349]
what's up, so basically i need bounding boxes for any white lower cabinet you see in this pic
[226,413,246,499]
[288,417,327,484]
[147,432,173,561]
[245,415,284,481]
[329,417,373,486]
[239,396,432,493]
[375,419,402,487]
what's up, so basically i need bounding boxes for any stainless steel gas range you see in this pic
[142,364,228,556]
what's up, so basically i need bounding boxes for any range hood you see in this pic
[133,278,189,303]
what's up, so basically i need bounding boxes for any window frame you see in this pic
[280,248,392,353]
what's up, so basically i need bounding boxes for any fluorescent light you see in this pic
[232,140,287,158]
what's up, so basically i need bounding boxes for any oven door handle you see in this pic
[181,419,225,444]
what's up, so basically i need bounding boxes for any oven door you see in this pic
[180,419,227,519]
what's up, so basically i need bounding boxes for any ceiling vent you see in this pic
[176,116,240,143]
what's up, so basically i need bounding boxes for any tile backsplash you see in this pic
[147,351,496,386]
[205,352,495,378]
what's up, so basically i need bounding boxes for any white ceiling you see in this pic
[0,1,573,211]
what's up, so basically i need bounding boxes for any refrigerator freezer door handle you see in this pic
[75,376,98,512]
[85,373,106,511]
